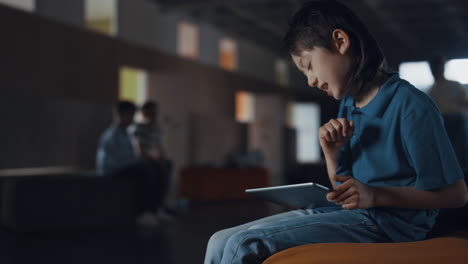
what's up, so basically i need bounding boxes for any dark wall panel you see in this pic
[0,5,292,170]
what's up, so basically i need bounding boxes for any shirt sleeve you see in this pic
[401,107,464,190]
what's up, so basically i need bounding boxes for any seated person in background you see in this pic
[96,101,167,226]
[428,56,468,114]
[130,101,174,218]
[131,101,166,161]
[428,56,468,168]
[96,101,137,176]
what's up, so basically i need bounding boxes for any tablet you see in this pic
[245,182,334,209]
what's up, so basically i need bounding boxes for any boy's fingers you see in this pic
[342,202,358,210]
[329,119,344,140]
[324,124,337,141]
[340,196,359,206]
[345,120,354,138]
[326,192,335,201]
[320,119,353,143]
[333,188,355,203]
[334,175,352,183]
[329,179,352,200]
[336,118,350,137]
[319,127,332,142]
[341,195,360,209]
[326,190,345,201]
[332,184,349,195]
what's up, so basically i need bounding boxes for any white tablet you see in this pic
[245,182,334,209]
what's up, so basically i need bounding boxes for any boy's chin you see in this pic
[332,91,347,100]
[331,93,341,100]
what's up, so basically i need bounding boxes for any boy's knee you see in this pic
[248,222,272,230]
[223,231,268,264]
[208,229,232,248]
[224,230,260,253]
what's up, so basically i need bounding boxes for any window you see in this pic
[119,66,148,105]
[445,58,468,84]
[219,37,238,71]
[235,91,255,123]
[291,103,321,163]
[85,0,117,36]
[0,0,35,12]
[399,61,434,93]
[399,58,468,92]
[177,21,200,60]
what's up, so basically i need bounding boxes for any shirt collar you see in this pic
[344,73,400,118]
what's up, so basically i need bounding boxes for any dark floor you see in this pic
[1,200,285,264]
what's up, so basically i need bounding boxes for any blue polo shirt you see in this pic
[336,73,464,242]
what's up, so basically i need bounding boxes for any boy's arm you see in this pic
[374,179,467,209]
[319,118,354,189]
[324,154,339,189]
[327,175,467,209]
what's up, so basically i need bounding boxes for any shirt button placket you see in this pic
[351,110,360,138]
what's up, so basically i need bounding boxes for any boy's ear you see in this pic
[332,29,350,55]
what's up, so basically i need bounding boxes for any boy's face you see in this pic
[292,47,352,100]
[291,30,353,100]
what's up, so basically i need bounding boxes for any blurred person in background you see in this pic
[428,56,468,114]
[428,56,468,168]
[96,100,168,226]
[131,101,166,161]
[96,101,137,175]
[130,101,175,219]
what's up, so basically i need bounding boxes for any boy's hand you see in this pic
[319,118,353,158]
[326,175,376,209]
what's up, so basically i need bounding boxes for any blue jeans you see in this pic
[204,207,391,264]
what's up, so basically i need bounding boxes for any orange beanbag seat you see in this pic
[263,235,468,264]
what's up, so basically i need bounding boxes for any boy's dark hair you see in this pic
[142,101,158,111]
[283,0,387,91]
[115,100,136,115]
